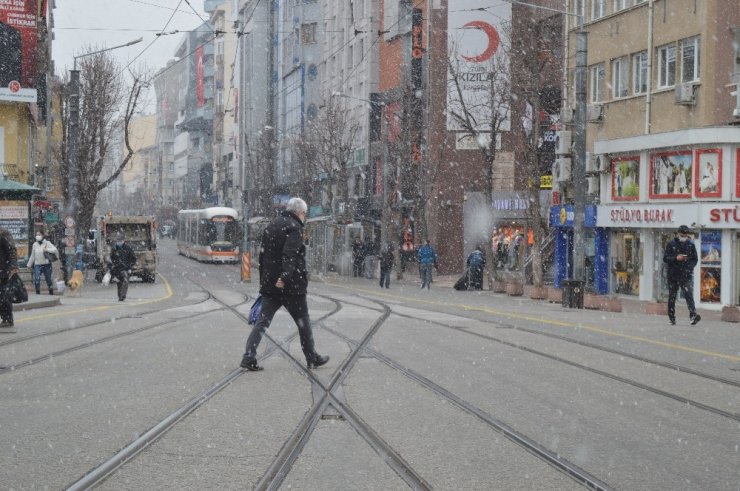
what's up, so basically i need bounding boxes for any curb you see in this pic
[13,298,62,312]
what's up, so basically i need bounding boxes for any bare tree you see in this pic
[242,128,275,217]
[302,97,360,219]
[60,49,146,238]
[509,13,563,290]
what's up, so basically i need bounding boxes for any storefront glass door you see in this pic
[611,231,640,295]
[654,231,673,301]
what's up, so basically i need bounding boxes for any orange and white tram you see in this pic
[177,207,241,263]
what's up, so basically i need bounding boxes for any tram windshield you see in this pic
[203,216,240,246]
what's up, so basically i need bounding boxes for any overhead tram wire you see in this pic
[184,0,217,35]
[223,0,263,116]
[125,0,199,15]
[114,0,185,78]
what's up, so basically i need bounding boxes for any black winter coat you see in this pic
[110,243,137,275]
[663,237,697,283]
[0,228,17,279]
[379,250,394,271]
[259,211,308,296]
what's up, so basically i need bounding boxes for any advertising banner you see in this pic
[195,45,205,107]
[0,0,45,101]
[447,0,511,132]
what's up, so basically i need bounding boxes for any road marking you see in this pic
[327,282,740,364]
[15,273,174,324]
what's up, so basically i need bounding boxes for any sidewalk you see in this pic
[317,271,733,324]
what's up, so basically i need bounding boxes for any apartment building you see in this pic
[556,0,740,308]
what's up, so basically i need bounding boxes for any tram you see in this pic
[177,207,241,263]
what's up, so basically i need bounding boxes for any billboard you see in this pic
[195,45,205,108]
[447,0,511,132]
[0,0,45,101]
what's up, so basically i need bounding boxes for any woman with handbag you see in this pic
[27,232,58,295]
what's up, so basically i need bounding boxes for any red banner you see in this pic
[195,45,205,107]
[0,0,44,88]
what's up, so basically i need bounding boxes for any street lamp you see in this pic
[65,37,143,278]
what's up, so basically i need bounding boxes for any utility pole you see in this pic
[572,31,588,284]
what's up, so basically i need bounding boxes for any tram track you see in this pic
[331,296,740,422]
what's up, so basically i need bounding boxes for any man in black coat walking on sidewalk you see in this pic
[240,197,329,371]
[663,225,700,325]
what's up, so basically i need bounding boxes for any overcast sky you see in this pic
[52,0,206,81]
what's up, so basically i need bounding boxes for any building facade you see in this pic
[560,0,740,308]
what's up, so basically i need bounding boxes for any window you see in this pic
[612,56,629,98]
[680,37,700,83]
[300,23,317,44]
[574,0,585,25]
[589,63,606,102]
[658,44,676,88]
[614,0,627,11]
[591,0,606,20]
[632,50,648,94]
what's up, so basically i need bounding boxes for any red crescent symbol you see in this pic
[461,21,500,63]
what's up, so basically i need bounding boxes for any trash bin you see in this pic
[562,280,585,309]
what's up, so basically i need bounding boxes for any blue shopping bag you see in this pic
[248,295,263,325]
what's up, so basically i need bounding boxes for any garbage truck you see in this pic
[94,215,157,283]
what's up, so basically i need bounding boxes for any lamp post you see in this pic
[65,37,143,278]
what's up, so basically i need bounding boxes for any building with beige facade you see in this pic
[555,0,740,310]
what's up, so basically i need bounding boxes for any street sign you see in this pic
[64,215,75,228]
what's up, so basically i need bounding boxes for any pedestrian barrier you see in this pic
[241,252,251,282]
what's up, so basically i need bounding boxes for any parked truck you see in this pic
[94,215,157,283]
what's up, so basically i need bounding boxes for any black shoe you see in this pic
[35,289,41,295]
[49,289,54,295]
[240,357,264,371]
[669,318,676,325]
[690,314,701,325]
[307,354,329,369]
[0,320,13,327]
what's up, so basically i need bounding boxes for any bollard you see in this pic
[241,252,251,282]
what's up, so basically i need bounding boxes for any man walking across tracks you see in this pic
[663,225,700,326]
[0,227,18,331]
[240,197,329,371]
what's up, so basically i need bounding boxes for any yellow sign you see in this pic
[540,175,553,189]
[559,207,567,225]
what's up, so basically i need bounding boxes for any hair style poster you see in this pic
[695,148,722,197]
[736,149,740,198]
[649,151,692,198]
[700,267,721,303]
[611,156,640,201]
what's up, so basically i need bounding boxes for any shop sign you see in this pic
[549,205,597,228]
[540,175,552,189]
[597,204,696,228]
[700,204,740,229]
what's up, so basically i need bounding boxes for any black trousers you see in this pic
[114,270,129,300]
[667,279,696,320]
[0,276,12,323]
[243,294,316,361]
[379,268,391,288]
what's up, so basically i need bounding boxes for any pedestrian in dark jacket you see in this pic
[363,238,376,279]
[351,237,365,277]
[240,197,329,371]
[663,225,700,325]
[417,240,437,289]
[0,227,18,330]
[466,245,486,290]
[379,243,394,289]
[108,233,137,301]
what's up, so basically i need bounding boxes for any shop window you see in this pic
[612,232,640,295]
[699,230,721,303]
[491,224,528,273]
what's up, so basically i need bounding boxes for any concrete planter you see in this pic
[584,294,623,312]
[492,280,507,293]
[528,285,548,300]
[721,305,740,323]
[645,302,668,316]
[506,282,524,296]
[547,287,562,303]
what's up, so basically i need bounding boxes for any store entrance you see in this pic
[654,231,673,301]
[611,231,640,295]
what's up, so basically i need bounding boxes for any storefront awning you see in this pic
[0,178,41,201]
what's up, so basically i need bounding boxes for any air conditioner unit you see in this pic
[553,157,572,182]
[587,104,603,122]
[555,131,572,155]
[587,176,600,195]
[560,107,574,123]
[674,83,695,104]
[586,153,607,173]
[732,86,740,118]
